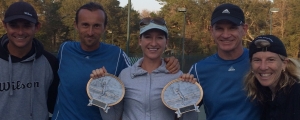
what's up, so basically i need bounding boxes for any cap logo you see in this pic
[24,12,32,16]
[257,37,273,42]
[222,9,230,14]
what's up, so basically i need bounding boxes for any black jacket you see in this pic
[260,82,300,120]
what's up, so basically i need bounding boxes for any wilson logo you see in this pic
[24,12,32,16]
[0,81,39,91]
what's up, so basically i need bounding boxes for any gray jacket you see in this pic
[100,58,198,120]
[0,35,59,120]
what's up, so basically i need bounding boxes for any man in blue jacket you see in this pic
[189,3,260,120]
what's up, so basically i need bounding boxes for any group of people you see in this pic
[0,1,299,120]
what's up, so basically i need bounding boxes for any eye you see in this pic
[24,23,34,28]
[8,23,18,28]
[214,27,222,30]
[81,23,89,27]
[94,24,101,28]
[252,58,261,62]
[143,35,151,38]
[229,26,238,30]
[158,36,165,39]
[267,58,275,61]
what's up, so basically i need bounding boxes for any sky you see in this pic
[118,0,163,12]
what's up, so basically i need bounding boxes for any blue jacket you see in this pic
[189,48,260,120]
[52,41,130,120]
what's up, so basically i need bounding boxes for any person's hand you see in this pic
[164,56,180,74]
[180,73,197,84]
[90,66,107,79]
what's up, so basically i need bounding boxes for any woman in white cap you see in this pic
[244,35,300,120]
[91,17,197,120]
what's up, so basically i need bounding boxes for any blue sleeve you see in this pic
[188,64,198,82]
[115,50,131,76]
[188,63,203,107]
[57,42,68,61]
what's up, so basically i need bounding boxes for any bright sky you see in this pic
[118,0,163,12]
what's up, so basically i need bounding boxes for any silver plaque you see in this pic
[161,79,203,118]
[86,73,125,113]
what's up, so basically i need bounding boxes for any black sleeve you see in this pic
[43,50,60,114]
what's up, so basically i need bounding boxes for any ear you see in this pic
[209,25,213,34]
[209,25,217,43]
[209,25,214,38]
[2,21,7,30]
[166,38,169,46]
[241,23,249,35]
[138,37,142,45]
[34,22,41,32]
[103,27,107,35]
[74,21,78,31]
[282,58,289,71]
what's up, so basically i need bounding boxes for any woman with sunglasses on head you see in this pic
[244,35,300,120]
[91,17,198,120]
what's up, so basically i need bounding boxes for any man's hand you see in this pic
[180,73,197,84]
[90,66,107,79]
[164,56,180,74]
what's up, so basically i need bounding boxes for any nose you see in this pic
[17,27,24,35]
[221,29,231,38]
[87,27,94,36]
[150,38,157,46]
[259,61,268,70]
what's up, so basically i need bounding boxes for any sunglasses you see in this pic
[139,17,166,27]
[254,39,270,47]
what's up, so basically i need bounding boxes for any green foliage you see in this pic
[0,0,299,57]
[155,0,300,58]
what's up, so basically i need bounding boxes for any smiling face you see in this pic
[251,51,287,91]
[139,29,168,61]
[210,20,247,54]
[3,19,40,51]
[75,9,106,51]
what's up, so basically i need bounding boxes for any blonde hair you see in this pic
[244,56,300,102]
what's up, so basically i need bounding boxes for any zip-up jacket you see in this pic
[0,34,59,120]
[52,41,130,120]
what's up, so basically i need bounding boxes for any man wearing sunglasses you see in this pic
[189,3,260,120]
[51,2,180,120]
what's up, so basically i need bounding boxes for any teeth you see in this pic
[260,74,271,77]
[17,37,25,39]
[149,48,158,51]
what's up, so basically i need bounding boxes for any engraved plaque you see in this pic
[86,73,125,113]
[161,79,203,118]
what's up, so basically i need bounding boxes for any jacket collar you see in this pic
[130,58,170,78]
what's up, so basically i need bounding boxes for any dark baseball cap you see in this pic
[211,3,245,26]
[4,1,38,24]
[249,35,287,58]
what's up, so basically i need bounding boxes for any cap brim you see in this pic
[4,15,37,23]
[211,16,242,26]
[140,22,168,35]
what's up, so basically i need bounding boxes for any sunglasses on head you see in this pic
[139,17,166,27]
[254,39,271,51]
